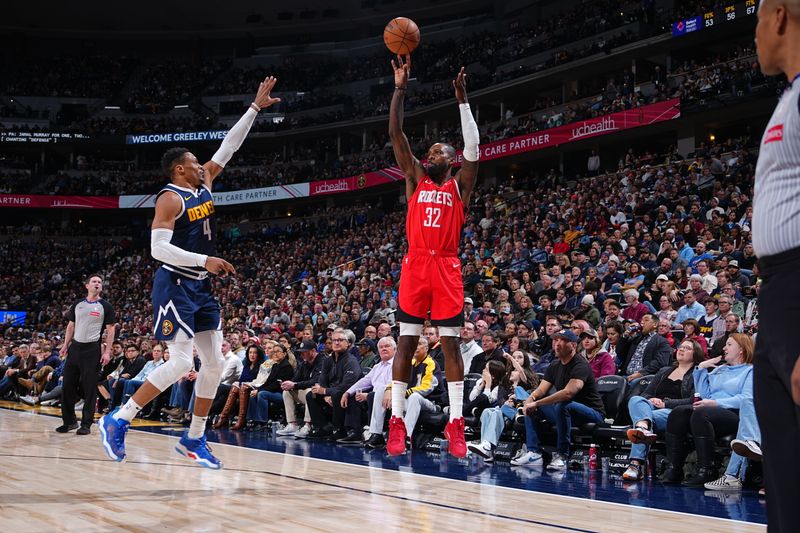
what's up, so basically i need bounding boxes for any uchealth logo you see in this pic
[570,116,618,140]
[765,124,784,145]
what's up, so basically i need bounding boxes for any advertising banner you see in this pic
[0,195,119,209]
[119,183,309,209]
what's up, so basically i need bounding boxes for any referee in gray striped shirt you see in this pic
[57,274,115,435]
[753,2,800,531]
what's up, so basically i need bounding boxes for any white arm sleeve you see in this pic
[459,103,480,162]
[151,228,208,268]
[211,107,259,167]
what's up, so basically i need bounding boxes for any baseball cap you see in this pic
[728,260,739,268]
[356,338,377,351]
[579,328,599,339]
[326,323,337,330]
[581,295,595,306]
[656,274,669,281]
[552,329,580,343]
[297,340,317,352]
[464,297,473,305]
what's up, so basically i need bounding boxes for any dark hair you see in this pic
[677,338,705,366]
[246,344,267,370]
[486,360,506,385]
[642,312,658,323]
[161,147,190,177]
[605,321,624,336]
[85,273,103,284]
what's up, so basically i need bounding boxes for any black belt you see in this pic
[757,245,800,276]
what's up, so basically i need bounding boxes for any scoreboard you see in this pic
[672,0,758,37]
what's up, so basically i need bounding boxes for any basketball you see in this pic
[383,17,420,55]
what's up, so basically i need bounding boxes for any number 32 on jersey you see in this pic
[423,207,442,228]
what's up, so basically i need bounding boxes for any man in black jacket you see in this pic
[277,341,330,438]
[468,331,506,374]
[620,313,673,383]
[306,328,361,439]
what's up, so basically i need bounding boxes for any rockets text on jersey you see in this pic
[406,176,465,254]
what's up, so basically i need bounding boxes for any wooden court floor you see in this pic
[0,408,765,532]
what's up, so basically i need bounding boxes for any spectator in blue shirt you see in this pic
[675,291,705,325]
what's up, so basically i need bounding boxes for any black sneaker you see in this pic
[337,430,364,446]
[76,426,91,435]
[365,433,386,449]
[56,423,79,433]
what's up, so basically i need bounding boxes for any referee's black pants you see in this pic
[754,247,800,533]
[61,341,102,428]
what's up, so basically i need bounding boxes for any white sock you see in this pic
[113,399,142,422]
[188,415,208,440]
[448,381,464,421]
[391,381,407,417]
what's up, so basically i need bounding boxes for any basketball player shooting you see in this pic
[98,77,280,469]
[386,55,479,457]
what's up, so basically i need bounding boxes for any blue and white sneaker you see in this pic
[175,432,222,470]
[510,449,543,467]
[98,409,129,462]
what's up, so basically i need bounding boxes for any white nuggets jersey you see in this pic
[753,77,800,257]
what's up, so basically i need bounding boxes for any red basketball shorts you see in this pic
[397,250,464,327]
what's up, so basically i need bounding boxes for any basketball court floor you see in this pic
[0,403,766,532]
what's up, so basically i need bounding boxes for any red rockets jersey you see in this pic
[406,176,465,254]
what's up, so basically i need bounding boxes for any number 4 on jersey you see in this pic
[203,218,212,240]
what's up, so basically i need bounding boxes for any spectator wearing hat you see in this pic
[675,291,705,325]
[621,313,673,383]
[464,297,480,322]
[577,295,601,329]
[277,340,330,438]
[511,328,605,470]
[355,338,379,371]
[486,309,502,332]
[726,260,750,288]
[578,328,615,379]
[336,336,397,446]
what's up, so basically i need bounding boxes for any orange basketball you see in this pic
[383,17,421,55]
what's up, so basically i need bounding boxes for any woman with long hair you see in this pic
[622,339,705,481]
[248,342,296,429]
[661,333,754,486]
[468,352,540,461]
[213,344,266,430]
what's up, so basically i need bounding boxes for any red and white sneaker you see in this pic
[386,416,408,456]
[444,417,467,458]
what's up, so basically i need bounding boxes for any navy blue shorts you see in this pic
[152,267,220,341]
